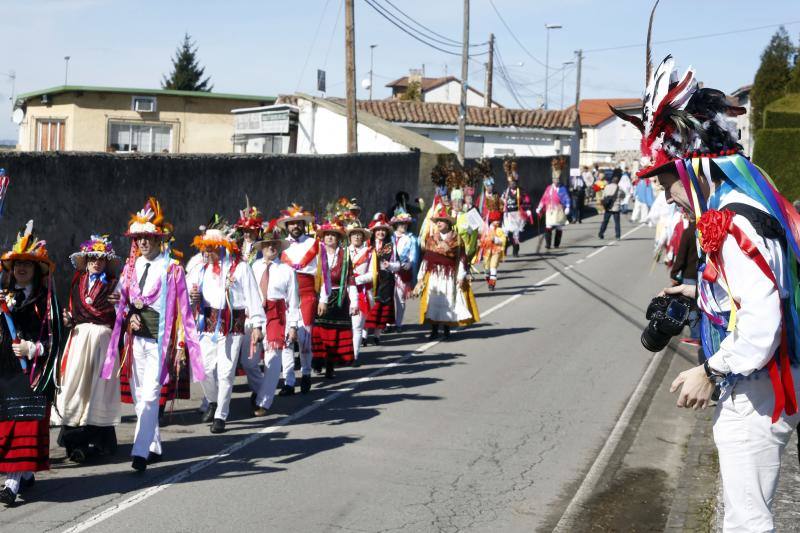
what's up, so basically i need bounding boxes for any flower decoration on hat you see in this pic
[126,197,172,238]
[431,205,455,224]
[390,208,415,226]
[192,214,239,254]
[345,219,371,238]
[235,204,264,233]
[316,219,346,238]
[368,212,392,234]
[277,203,315,229]
[70,234,121,270]
[1,220,54,274]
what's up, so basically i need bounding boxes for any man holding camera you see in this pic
[614,41,800,530]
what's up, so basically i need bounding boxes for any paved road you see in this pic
[2,215,666,533]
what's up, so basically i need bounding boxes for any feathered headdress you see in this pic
[125,197,172,238]
[192,214,239,254]
[1,220,54,274]
[503,155,518,181]
[235,198,264,232]
[609,0,745,178]
[277,203,315,229]
[70,234,121,271]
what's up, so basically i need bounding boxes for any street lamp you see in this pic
[544,23,562,110]
[560,60,574,109]
[64,56,71,85]
[369,44,378,101]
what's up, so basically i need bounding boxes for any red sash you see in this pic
[282,239,319,270]
[265,299,287,349]
[296,273,317,326]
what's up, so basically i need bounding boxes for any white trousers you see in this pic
[255,346,290,409]
[238,329,264,394]
[394,285,407,329]
[199,333,243,421]
[130,337,162,458]
[631,201,649,223]
[4,471,33,494]
[352,313,366,360]
[714,370,800,532]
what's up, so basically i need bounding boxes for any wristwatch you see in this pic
[703,360,728,387]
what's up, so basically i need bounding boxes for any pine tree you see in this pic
[786,36,800,93]
[751,27,793,131]
[161,33,213,92]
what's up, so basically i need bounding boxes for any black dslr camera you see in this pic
[641,295,695,352]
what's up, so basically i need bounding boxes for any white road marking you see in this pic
[63,226,646,532]
[585,246,608,259]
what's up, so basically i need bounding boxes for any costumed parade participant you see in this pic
[311,220,356,378]
[613,5,800,527]
[631,176,656,224]
[233,203,267,406]
[500,158,532,257]
[188,216,265,434]
[476,210,506,291]
[414,205,479,339]
[365,213,396,345]
[279,204,329,393]
[0,222,60,505]
[536,158,572,250]
[390,210,419,333]
[102,198,203,471]
[452,182,481,262]
[347,220,372,366]
[251,224,300,413]
[54,235,120,464]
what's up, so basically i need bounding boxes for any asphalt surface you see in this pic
[2,214,667,533]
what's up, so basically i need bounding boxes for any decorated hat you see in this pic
[450,188,464,203]
[256,219,290,252]
[125,197,172,239]
[431,205,455,225]
[192,214,239,254]
[1,220,54,274]
[345,219,371,239]
[610,2,745,179]
[390,208,415,226]
[235,203,264,234]
[277,203,315,230]
[368,212,392,234]
[488,210,503,224]
[316,219,346,238]
[69,234,121,271]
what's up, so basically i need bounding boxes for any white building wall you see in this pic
[424,81,490,107]
[736,98,753,156]
[580,114,642,167]
[406,125,570,158]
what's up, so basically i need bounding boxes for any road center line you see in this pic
[62,226,645,532]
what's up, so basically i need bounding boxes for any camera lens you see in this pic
[641,322,671,352]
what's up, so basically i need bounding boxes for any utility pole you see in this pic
[484,33,494,108]
[368,44,377,101]
[560,60,574,109]
[345,0,358,153]
[570,49,583,169]
[457,0,469,165]
[64,56,71,86]
[544,24,562,110]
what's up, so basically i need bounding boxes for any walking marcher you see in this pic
[582,166,596,204]
[188,216,265,434]
[101,198,203,472]
[347,221,372,365]
[251,225,300,413]
[55,235,121,464]
[618,167,633,214]
[390,210,419,333]
[537,164,571,249]
[365,213,396,346]
[598,176,623,240]
[631,177,655,224]
[452,188,480,261]
[414,205,479,339]
[500,159,532,257]
[0,222,60,505]
[279,204,329,393]
[310,220,356,378]
[476,210,506,291]
[569,171,586,223]
[613,25,800,528]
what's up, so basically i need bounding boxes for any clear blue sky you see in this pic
[1,0,798,140]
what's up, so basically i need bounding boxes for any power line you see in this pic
[494,42,531,108]
[295,0,333,91]
[323,0,344,68]
[487,0,546,68]
[584,19,800,53]
[363,0,488,58]
[381,0,488,48]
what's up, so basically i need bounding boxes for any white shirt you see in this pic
[705,190,785,376]
[187,258,266,328]
[134,254,168,315]
[349,244,372,286]
[284,235,329,304]
[251,258,301,328]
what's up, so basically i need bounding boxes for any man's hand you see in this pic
[12,340,36,360]
[250,327,263,357]
[189,285,201,306]
[317,301,328,317]
[659,284,697,300]
[129,314,142,331]
[62,309,74,328]
[670,365,715,409]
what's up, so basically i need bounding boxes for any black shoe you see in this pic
[250,392,257,408]
[210,419,226,434]
[201,403,217,423]
[598,234,604,239]
[19,474,35,492]
[147,452,162,465]
[300,375,312,394]
[325,360,335,379]
[428,326,440,340]
[0,487,16,506]
[278,384,295,396]
[276,378,285,390]
[69,446,89,464]
[353,359,361,368]
[131,456,147,472]
[512,244,520,257]
[312,358,324,374]
[373,336,381,346]
[443,326,451,339]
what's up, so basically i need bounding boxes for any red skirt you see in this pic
[0,413,50,473]
[312,326,354,365]
[297,273,318,328]
[366,300,395,330]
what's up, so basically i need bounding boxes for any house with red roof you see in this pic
[568,98,642,169]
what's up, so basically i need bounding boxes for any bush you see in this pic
[753,128,800,201]
[763,94,800,128]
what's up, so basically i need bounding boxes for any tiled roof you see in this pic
[385,76,457,92]
[572,98,641,127]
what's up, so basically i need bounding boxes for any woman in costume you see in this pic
[0,222,60,505]
[536,158,571,250]
[500,160,532,258]
[390,210,419,333]
[54,235,120,463]
[365,213,396,345]
[414,206,479,339]
[346,220,372,365]
[311,220,357,378]
[476,210,506,291]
